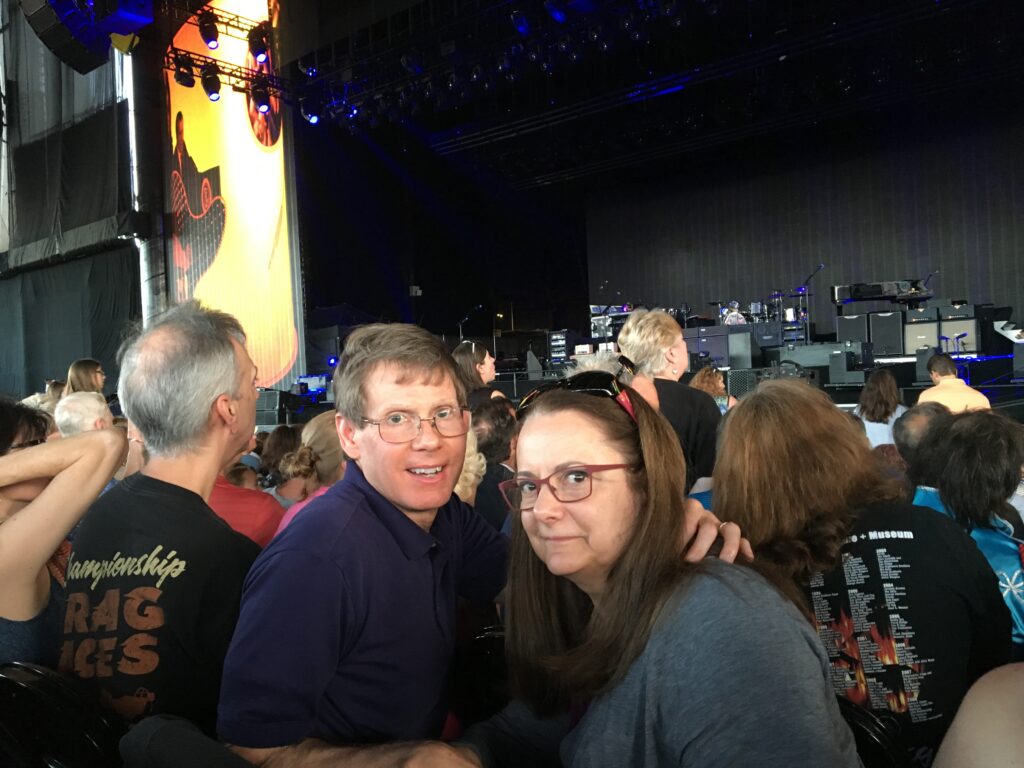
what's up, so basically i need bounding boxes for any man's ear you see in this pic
[337,414,362,461]
[213,394,236,427]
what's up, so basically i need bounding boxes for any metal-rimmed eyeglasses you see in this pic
[499,463,633,512]
[360,406,470,444]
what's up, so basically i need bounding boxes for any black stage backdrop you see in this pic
[0,246,140,398]
[587,106,1024,333]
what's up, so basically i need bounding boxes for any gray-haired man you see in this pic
[58,301,260,736]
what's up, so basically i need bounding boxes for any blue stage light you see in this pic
[543,0,567,23]
[510,10,530,36]
[328,356,338,367]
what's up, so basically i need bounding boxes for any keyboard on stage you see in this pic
[830,279,933,306]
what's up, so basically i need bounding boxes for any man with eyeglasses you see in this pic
[216,324,746,767]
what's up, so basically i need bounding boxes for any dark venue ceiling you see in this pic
[280,0,1022,189]
[277,0,1024,337]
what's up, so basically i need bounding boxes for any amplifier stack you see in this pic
[835,305,979,356]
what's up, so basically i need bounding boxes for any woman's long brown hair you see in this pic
[857,368,902,423]
[506,387,696,715]
[714,380,904,595]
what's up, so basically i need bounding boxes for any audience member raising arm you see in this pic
[0,398,126,665]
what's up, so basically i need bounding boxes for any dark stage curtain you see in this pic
[3,102,131,273]
[587,112,1024,331]
[0,246,139,398]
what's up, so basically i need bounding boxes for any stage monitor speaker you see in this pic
[764,341,872,369]
[939,319,980,353]
[836,315,868,344]
[905,321,939,355]
[905,307,939,324]
[18,0,111,74]
[869,312,904,355]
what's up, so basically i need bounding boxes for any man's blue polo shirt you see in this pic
[217,462,509,748]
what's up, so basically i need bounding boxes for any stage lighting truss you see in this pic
[160,1,268,47]
[163,47,288,104]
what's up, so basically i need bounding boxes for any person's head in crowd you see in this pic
[333,323,468,526]
[472,397,518,466]
[504,377,700,709]
[261,425,301,481]
[0,397,52,457]
[301,411,347,486]
[713,380,903,592]
[452,340,496,392]
[927,353,958,383]
[615,308,688,380]
[277,447,321,498]
[54,392,114,438]
[253,430,269,458]
[454,427,486,505]
[64,358,106,397]
[117,300,256,467]
[689,366,727,398]
[226,463,259,490]
[893,402,953,488]
[858,368,903,424]
[936,411,1024,532]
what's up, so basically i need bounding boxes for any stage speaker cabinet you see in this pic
[726,368,761,399]
[753,321,784,349]
[905,321,939,355]
[905,307,939,324]
[764,341,871,368]
[17,0,111,74]
[939,319,980,353]
[836,315,869,344]
[869,311,904,355]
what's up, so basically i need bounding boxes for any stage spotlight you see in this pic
[510,9,530,36]
[248,23,269,64]
[543,0,567,23]
[250,76,270,113]
[469,64,485,83]
[173,52,195,87]
[526,40,543,63]
[496,54,513,73]
[297,54,317,77]
[300,97,320,124]
[197,10,219,50]
[328,356,338,367]
[200,62,221,101]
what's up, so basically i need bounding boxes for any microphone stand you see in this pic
[797,263,825,345]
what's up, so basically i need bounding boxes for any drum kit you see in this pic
[710,285,812,325]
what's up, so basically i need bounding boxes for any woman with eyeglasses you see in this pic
[441,375,858,767]
[452,341,506,411]
[0,398,125,666]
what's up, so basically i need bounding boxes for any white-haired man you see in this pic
[54,392,113,438]
[58,301,260,737]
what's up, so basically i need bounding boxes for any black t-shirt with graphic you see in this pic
[58,473,259,736]
[807,500,1012,768]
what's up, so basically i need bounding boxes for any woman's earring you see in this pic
[671,368,678,375]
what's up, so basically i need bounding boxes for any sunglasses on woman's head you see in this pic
[516,371,636,423]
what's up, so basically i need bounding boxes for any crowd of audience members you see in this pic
[1,303,1023,767]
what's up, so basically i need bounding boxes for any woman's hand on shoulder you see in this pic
[680,498,754,563]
